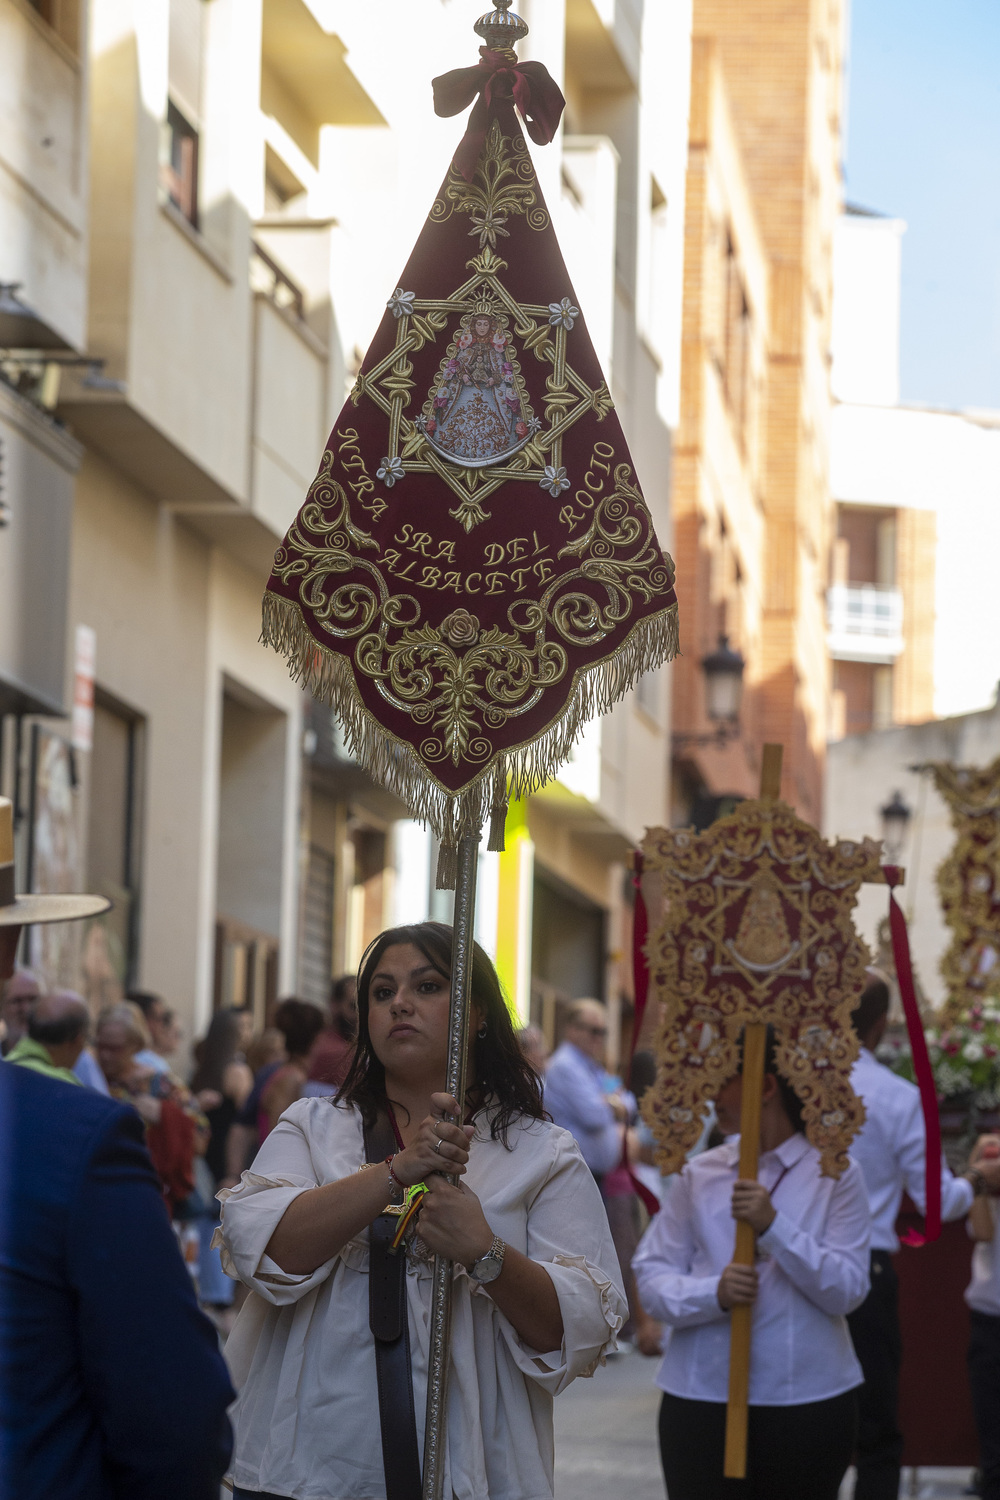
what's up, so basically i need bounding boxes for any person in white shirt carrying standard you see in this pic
[633,1029,871,1500]
[846,977,1000,1500]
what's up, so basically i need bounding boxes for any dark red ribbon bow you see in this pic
[433,47,566,183]
[883,865,942,1245]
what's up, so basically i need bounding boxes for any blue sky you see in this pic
[845,0,1000,410]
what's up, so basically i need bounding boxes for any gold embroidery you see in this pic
[923,758,1000,1022]
[267,450,676,786]
[351,120,615,533]
[641,802,882,1178]
[429,119,549,246]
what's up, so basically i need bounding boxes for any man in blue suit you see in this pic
[0,797,235,1498]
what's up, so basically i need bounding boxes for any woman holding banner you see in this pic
[633,1034,871,1499]
[216,921,626,1500]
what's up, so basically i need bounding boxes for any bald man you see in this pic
[6,990,90,1085]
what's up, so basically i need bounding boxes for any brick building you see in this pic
[670,0,845,826]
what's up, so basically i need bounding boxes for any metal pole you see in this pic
[422,831,481,1500]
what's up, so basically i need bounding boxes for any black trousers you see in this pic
[233,1489,296,1500]
[658,1389,858,1500]
[969,1310,1000,1500]
[846,1250,903,1500]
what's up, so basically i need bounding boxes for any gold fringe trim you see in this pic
[262,590,679,888]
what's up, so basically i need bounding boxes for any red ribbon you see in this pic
[883,865,941,1246]
[621,851,660,1217]
[432,48,566,182]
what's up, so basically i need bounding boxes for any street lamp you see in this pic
[879,789,911,863]
[702,635,745,726]
[673,634,746,750]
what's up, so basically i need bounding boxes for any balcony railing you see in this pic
[250,239,305,322]
[827,584,904,663]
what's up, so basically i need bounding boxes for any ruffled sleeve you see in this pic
[213,1102,352,1305]
[490,1126,627,1393]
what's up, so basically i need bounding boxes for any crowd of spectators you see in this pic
[0,965,358,1332]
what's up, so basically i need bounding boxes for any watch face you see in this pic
[471,1253,503,1285]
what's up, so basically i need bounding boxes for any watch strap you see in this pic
[471,1234,506,1278]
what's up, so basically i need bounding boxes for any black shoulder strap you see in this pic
[364,1110,422,1500]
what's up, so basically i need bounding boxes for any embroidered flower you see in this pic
[527,416,543,435]
[468,208,509,245]
[440,609,480,649]
[387,288,416,319]
[548,297,580,331]
[540,464,571,496]
[514,421,529,439]
[376,456,405,487]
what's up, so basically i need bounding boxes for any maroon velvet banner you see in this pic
[262,54,678,869]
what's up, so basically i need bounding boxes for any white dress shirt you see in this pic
[216,1098,626,1500]
[633,1133,870,1406]
[966,1199,1000,1317]
[849,1048,973,1252]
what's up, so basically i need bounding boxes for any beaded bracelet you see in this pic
[358,1155,406,1191]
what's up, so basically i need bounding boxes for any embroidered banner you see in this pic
[926,757,1000,1022]
[641,800,882,1177]
[262,52,678,876]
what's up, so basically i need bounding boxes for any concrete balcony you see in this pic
[566,0,641,90]
[827,584,904,664]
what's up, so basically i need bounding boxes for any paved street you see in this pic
[553,1352,978,1500]
[554,1351,664,1500]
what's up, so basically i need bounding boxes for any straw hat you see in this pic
[0,798,111,926]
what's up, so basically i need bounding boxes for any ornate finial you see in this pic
[474,0,529,53]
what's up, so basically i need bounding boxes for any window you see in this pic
[86,694,144,989]
[836,506,897,587]
[28,0,80,51]
[722,233,751,442]
[833,661,894,737]
[162,101,200,227]
[263,146,307,217]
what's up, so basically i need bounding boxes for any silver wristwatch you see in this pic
[469,1234,506,1285]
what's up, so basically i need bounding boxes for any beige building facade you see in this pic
[2,0,693,1062]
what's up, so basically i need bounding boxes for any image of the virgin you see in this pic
[424,313,531,468]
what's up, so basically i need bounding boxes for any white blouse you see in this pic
[632,1133,871,1406]
[215,1098,626,1500]
[966,1198,1000,1317]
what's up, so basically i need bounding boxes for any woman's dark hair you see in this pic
[337,921,546,1145]
[273,998,324,1059]
[851,976,890,1044]
[191,1007,244,1095]
[738,1025,806,1135]
[628,1048,657,1103]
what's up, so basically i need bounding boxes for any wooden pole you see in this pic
[723,744,783,1479]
